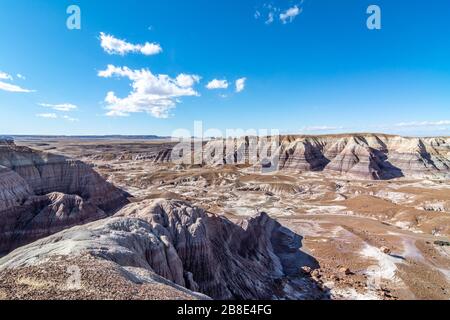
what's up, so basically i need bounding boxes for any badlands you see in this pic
[0,133,449,300]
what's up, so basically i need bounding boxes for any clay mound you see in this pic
[115,199,322,299]
[0,142,130,254]
[0,199,324,300]
[10,192,109,248]
[0,143,129,211]
[280,138,330,172]
[0,166,33,212]
[195,134,450,180]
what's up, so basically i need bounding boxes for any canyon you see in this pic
[0,134,449,300]
[0,139,129,253]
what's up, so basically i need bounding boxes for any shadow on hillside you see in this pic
[271,225,331,300]
[370,149,404,180]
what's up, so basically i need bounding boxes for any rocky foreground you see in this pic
[0,199,324,300]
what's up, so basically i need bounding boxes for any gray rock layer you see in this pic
[194,134,450,180]
[0,142,129,254]
[1,199,321,300]
[115,199,319,299]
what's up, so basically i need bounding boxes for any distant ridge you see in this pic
[199,133,450,180]
[7,135,171,140]
[3,133,450,141]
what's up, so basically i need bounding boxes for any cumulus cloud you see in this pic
[0,81,35,93]
[99,32,162,56]
[98,65,200,118]
[206,79,229,90]
[235,78,247,93]
[176,74,201,88]
[39,103,78,112]
[36,113,58,119]
[280,6,301,24]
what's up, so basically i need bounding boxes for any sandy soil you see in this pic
[0,255,202,300]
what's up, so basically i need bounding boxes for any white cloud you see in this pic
[98,65,200,118]
[39,103,78,112]
[176,74,201,88]
[99,32,162,56]
[257,3,303,25]
[36,113,58,119]
[395,120,450,128]
[0,81,35,93]
[16,74,26,80]
[36,113,79,122]
[140,42,163,55]
[0,71,34,93]
[265,12,275,25]
[0,71,12,80]
[280,6,301,24]
[235,78,247,93]
[301,126,344,132]
[206,79,229,90]
[62,115,79,122]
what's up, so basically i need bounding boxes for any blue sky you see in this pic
[0,0,450,136]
